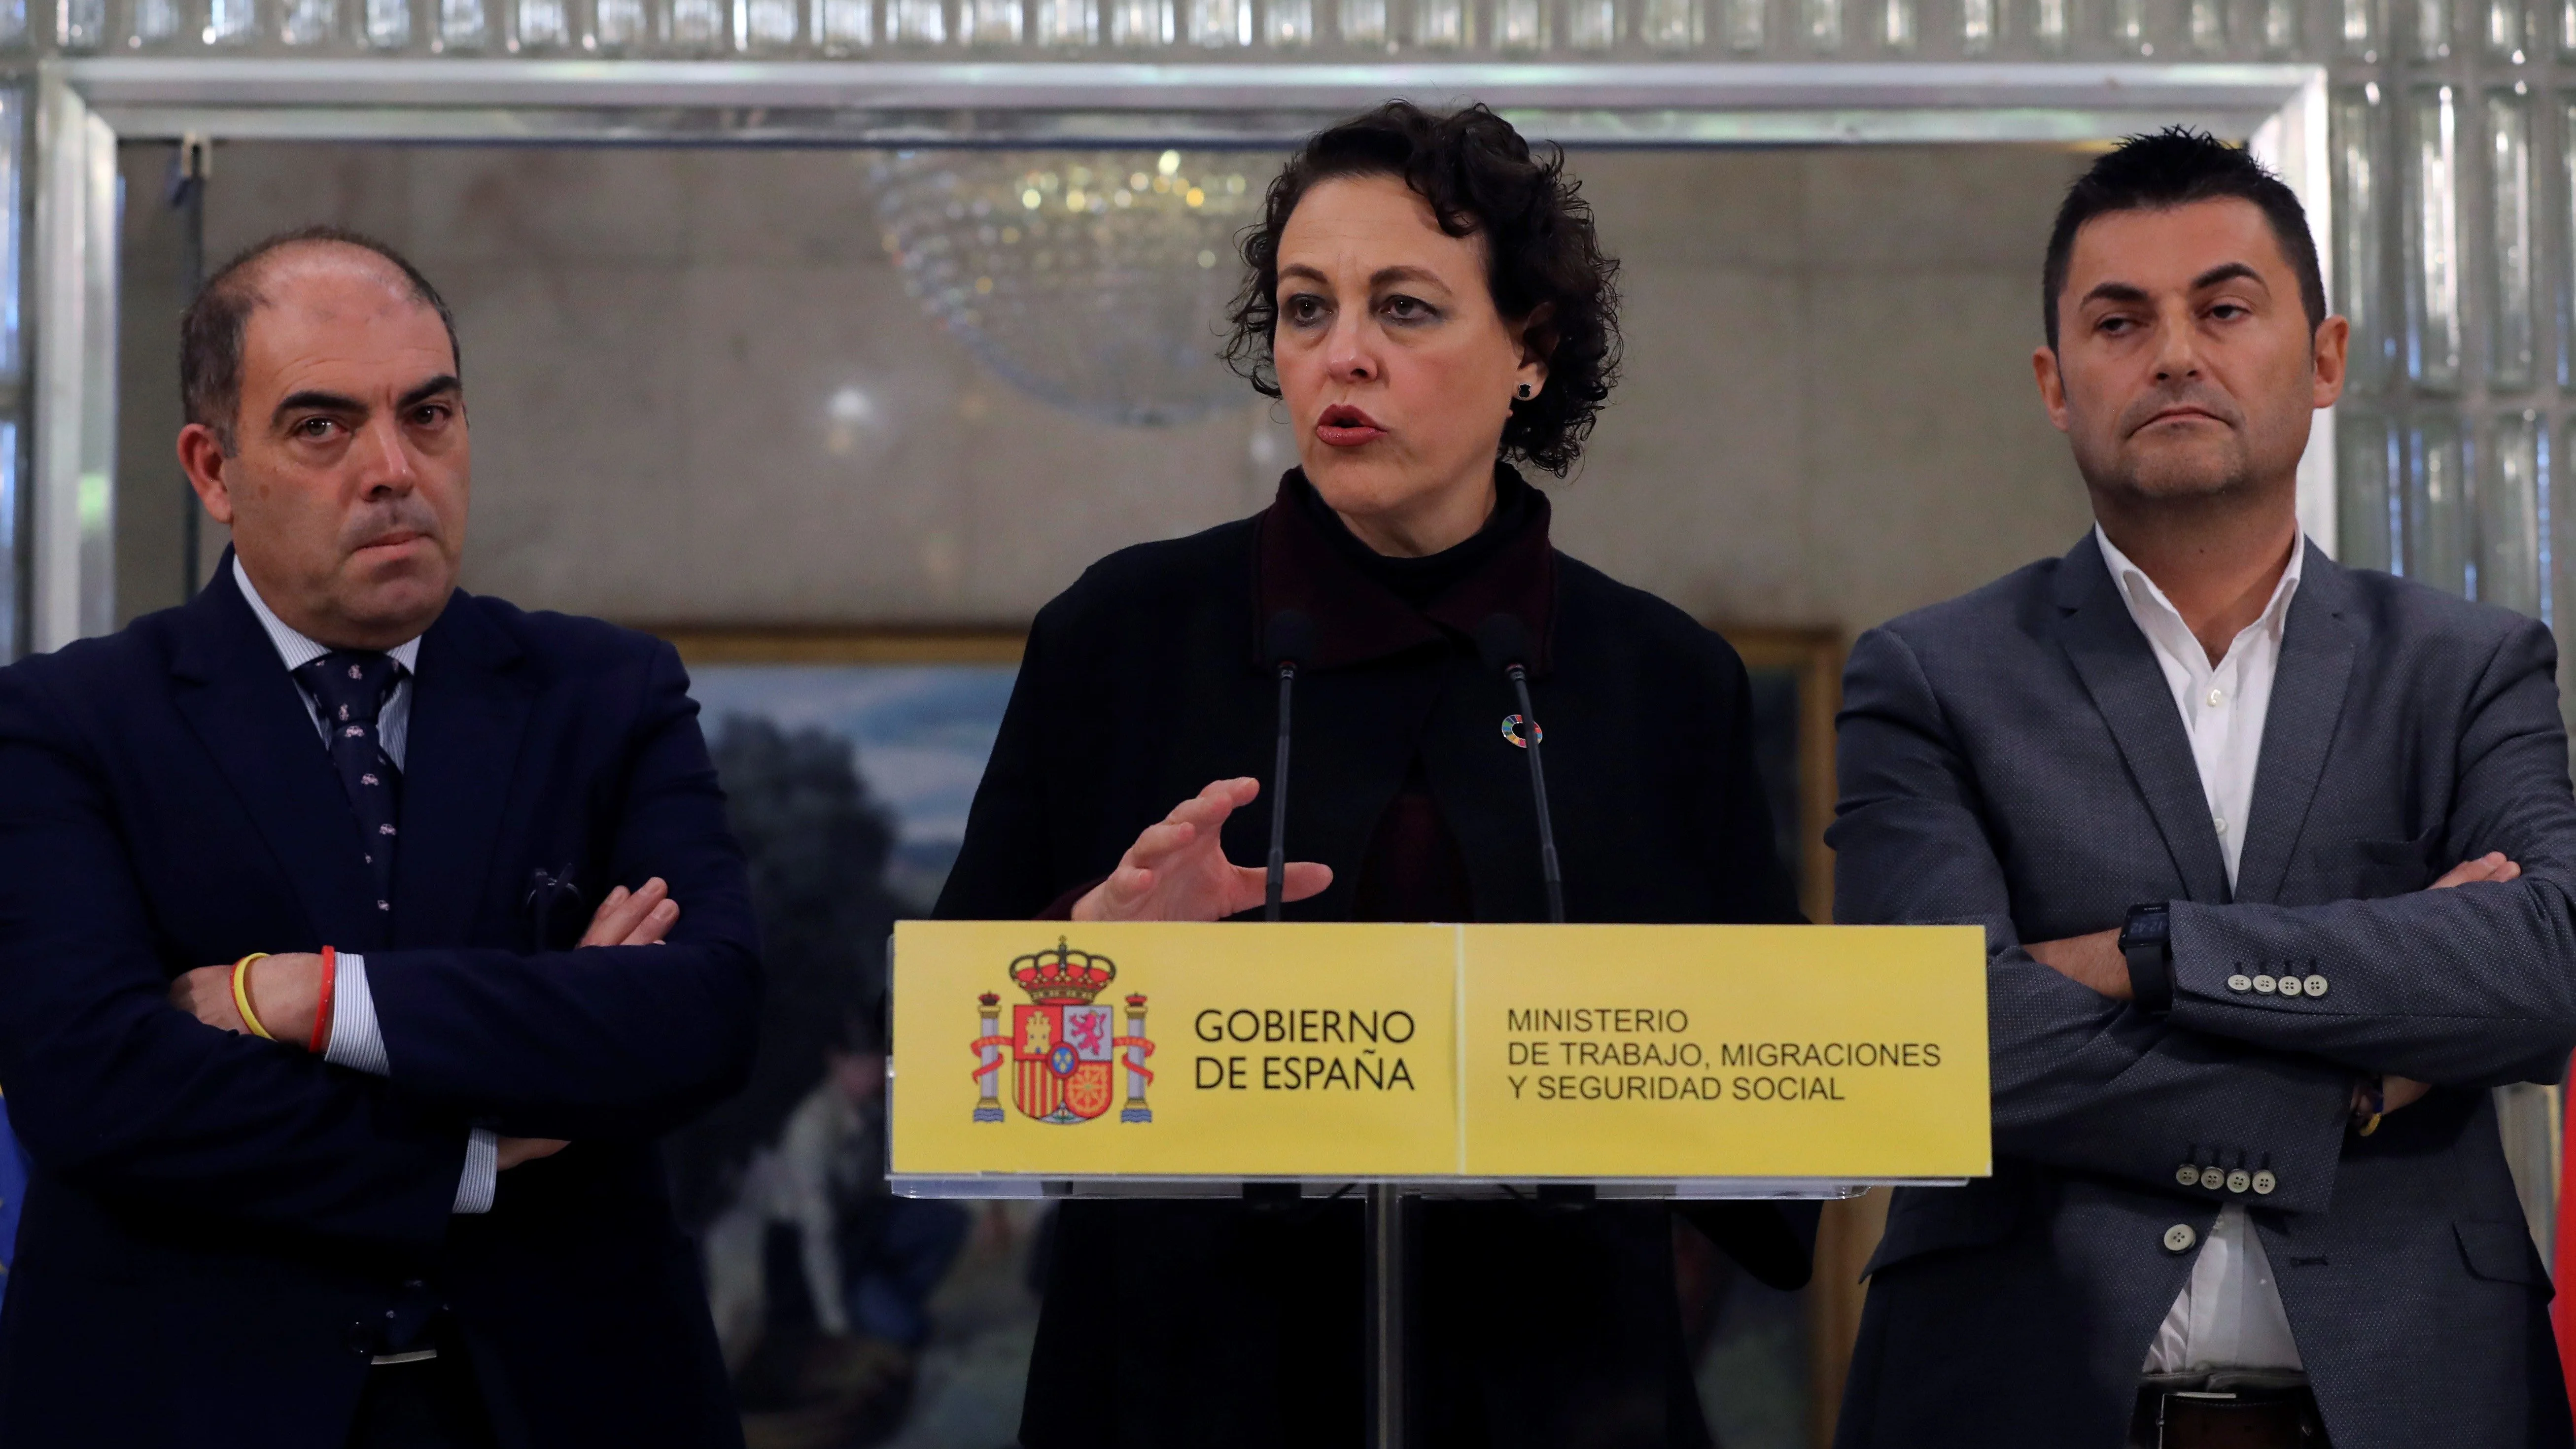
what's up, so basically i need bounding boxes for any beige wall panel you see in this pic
[1802,143,2087,269]
[1801,268,2094,632]
[441,261,696,615]
[664,259,978,621]
[117,139,2115,641]
[1555,265,1812,625]
[405,146,692,265]
[1568,148,1811,271]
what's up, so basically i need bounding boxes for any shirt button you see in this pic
[2253,975,2278,993]
[2176,1163,2201,1186]
[2303,974,2329,997]
[2207,688,2224,707]
[2214,816,2228,836]
[2279,975,2305,998]
[2228,973,2253,993]
[2198,1166,2225,1190]
[2252,1171,2278,1195]
[2164,1223,2199,1253]
[2226,1169,2252,1193]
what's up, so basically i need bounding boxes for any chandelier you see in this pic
[873,148,1276,427]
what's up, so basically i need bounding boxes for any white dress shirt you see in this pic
[234,558,499,1214]
[2093,526,2305,1376]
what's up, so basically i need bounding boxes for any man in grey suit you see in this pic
[1830,128,2576,1449]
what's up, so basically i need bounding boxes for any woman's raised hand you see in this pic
[1072,777,1333,922]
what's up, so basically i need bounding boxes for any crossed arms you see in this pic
[1829,618,2576,1216]
[0,643,760,1250]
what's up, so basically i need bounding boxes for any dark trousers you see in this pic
[2128,1382,2329,1449]
[346,1349,498,1449]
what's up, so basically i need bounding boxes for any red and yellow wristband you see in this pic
[311,946,337,1055]
[229,953,274,1040]
[228,948,337,1053]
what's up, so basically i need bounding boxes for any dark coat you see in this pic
[1829,538,2576,1449]
[0,559,761,1449]
[937,475,1812,1449]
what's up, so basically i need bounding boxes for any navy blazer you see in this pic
[0,559,761,1449]
[1830,538,2576,1449]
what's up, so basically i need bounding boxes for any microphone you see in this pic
[1263,610,1316,921]
[1476,614,1566,924]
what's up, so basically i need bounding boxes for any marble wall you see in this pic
[114,140,2099,637]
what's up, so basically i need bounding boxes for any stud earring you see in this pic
[1516,383,1533,399]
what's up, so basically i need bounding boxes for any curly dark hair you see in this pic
[1223,101,1622,477]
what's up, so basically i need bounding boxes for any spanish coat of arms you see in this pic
[971,938,1154,1125]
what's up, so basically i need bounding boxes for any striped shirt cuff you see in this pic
[320,952,391,1077]
[453,1129,498,1215]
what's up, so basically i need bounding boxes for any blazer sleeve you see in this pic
[361,640,764,1141]
[0,669,468,1248]
[2163,616,2576,1088]
[1830,625,2353,1213]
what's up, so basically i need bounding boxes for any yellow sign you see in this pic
[889,920,1987,1183]
[891,921,1459,1177]
[1461,925,1988,1179]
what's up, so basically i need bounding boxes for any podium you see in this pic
[888,920,1990,1444]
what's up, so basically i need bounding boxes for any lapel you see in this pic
[171,551,384,950]
[391,590,535,949]
[2233,544,2359,905]
[2052,535,2233,905]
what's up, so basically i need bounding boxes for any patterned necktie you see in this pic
[293,650,404,923]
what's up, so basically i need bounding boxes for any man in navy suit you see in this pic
[0,226,762,1448]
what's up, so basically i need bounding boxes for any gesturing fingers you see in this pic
[1165,777,1260,837]
[1220,860,1335,916]
[1122,819,1200,871]
[1073,862,1157,922]
[1279,862,1333,903]
[1120,779,1259,871]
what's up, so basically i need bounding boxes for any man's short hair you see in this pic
[179,225,461,452]
[2041,127,2328,351]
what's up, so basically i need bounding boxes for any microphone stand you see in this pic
[1265,656,1295,921]
[1261,612,1403,1446]
[1366,1176,1404,1449]
[1261,609,1311,921]
[1504,660,1566,926]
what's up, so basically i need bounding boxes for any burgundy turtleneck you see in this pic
[1257,466,1555,924]
[1038,465,1557,924]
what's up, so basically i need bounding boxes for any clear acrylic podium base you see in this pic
[893,1173,1935,1448]
[890,1174,1949,1199]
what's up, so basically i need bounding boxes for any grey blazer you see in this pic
[1828,535,2576,1449]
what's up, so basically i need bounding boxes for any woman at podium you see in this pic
[937,100,1812,1448]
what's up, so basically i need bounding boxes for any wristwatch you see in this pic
[2119,902,2176,1016]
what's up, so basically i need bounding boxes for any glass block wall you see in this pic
[0,0,2444,63]
[0,2,2541,674]
[2330,0,2567,676]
